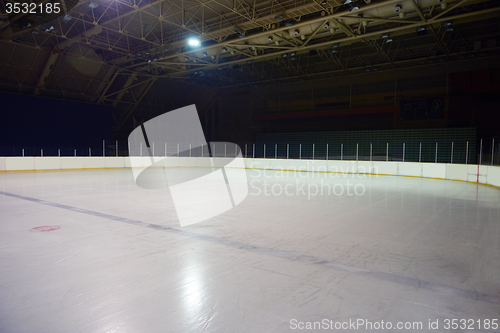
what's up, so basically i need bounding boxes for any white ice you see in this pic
[0,168,499,333]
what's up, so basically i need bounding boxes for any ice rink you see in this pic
[1,168,499,333]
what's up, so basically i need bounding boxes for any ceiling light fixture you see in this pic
[416,26,427,36]
[88,2,99,8]
[187,38,200,47]
[442,21,454,32]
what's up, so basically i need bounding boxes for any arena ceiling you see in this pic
[1,0,499,136]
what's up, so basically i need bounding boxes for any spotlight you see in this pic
[88,2,99,8]
[341,0,353,4]
[323,23,329,29]
[293,29,300,36]
[442,21,452,26]
[331,49,339,53]
[331,43,339,48]
[275,15,285,21]
[187,38,200,47]
[275,41,280,45]
[268,36,273,42]
[285,21,295,27]
[62,14,72,22]
[185,56,189,61]
[290,52,296,56]
[381,33,390,38]
[247,60,252,64]
[282,53,287,57]
[321,0,327,4]
[222,47,227,52]
[212,55,216,60]
[349,6,359,12]
[203,52,208,57]
[145,52,150,55]
[394,4,402,13]
[386,38,393,43]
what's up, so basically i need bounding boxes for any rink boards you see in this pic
[0,156,499,189]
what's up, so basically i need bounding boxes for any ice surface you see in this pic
[0,168,499,333]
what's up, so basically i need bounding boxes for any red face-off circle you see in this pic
[30,226,61,232]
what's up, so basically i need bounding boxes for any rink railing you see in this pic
[1,137,499,166]
[0,156,499,189]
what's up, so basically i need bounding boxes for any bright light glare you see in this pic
[188,38,200,47]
